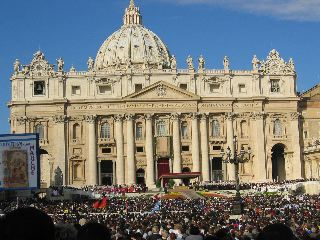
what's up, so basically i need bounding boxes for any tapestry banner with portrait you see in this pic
[0,134,39,190]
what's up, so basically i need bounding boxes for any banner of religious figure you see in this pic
[0,134,39,190]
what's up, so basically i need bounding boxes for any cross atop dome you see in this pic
[123,0,142,25]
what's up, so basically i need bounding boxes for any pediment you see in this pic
[124,81,200,100]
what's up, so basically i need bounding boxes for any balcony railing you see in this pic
[212,170,224,181]
[98,138,115,144]
[39,139,49,146]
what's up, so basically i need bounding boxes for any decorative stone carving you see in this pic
[186,55,194,70]
[170,55,177,70]
[125,114,134,121]
[87,57,95,71]
[157,83,167,97]
[252,55,260,71]
[225,112,234,120]
[85,115,96,123]
[259,49,296,75]
[223,56,230,71]
[28,51,55,77]
[16,116,28,126]
[289,112,301,120]
[200,113,207,121]
[57,58,64,72]
[114,114,124,122]
[171,113,180,121]
[198,55,205,70]
[190,112,199,120]
[13,59,20,74]
[250,112,266,120]
[53,115,68,124]
[69,65,76,72]
[144,113,153,121]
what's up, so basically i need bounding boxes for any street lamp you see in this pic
[220,136,251,214]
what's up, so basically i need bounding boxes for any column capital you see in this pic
[225,112,235,121]
[289,112,301,120]
[144,113,154,121]
[16,116,28,125]
[85,115,96,124]
[125,114,134,121]
[53,115,69,124]
[114,114,124,122]
[190,112,200,120]
[200,113,208,121]
[170,113,180,121]
[250,112,266,120]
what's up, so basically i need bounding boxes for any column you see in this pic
[226,113,236,180]
[115,115,125,185]
[126,114,136,184]
[86,115,98,185]
[252,112,267,181]
[53,115,67,185]
[191,113,200,172]
[172,113,182,175]
[98,160,102,185]
[145,114,156,187]
[200,114,210,181]
[290,112,302,179]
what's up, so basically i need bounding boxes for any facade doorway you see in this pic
[182,167,191,186]
[136,168,145,184]
[212,157,223,181]
[157,158,170,185]
[271,144,286,181]
[101,161,113,185]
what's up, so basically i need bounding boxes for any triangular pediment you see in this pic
[124,81,200,100]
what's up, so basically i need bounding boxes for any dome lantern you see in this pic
[123,0,142,25]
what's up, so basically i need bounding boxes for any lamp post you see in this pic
[220,136,251,214]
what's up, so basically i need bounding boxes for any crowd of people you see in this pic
[1,186,320,240]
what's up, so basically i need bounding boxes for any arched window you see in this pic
[136,123,143,140]
[240,120,248,138]
[212,119,220,137]
[181,121,188,138]
[101,122,111,139]
[73,123,80,140]
[273,119,282,136]
[157,121,167,136]
[35,124,44,139]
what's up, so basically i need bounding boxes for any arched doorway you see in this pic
[182,167,191,186]
[212,157,223,181]
[101,161,113,185]
[271,144,286,181]
[136,168,145,184]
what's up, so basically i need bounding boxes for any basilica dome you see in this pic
[95,0,171,71]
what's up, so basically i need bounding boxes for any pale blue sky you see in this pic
[0,0,319,133]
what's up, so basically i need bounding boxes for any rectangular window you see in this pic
[304,131,308,138]
[102,148,112,154]
[212,146,221,151]
[181,145,189,152]
[179,84,188,90]
[270,80,280,93]
[34,81,45,96]
[209,83,220,93]
[72,86,81,95]
[135,84,143,92]
[239,84,246,93]
[136,147,144,153]
[99,85,112,94]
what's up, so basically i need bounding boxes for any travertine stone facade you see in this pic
[9,0,305,187]
[300,85,320,179]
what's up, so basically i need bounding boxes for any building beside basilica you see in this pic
[9,0,308,188]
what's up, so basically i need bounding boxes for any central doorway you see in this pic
[157,158,170,185]
[182,167,191,186]
[212,157,223,181]
[101,161,113,185]
[271,144,286,181]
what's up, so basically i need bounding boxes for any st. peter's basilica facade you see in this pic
[9,0,306,188]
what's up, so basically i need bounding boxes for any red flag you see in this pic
[93,199,101,209]
[99,197,108,208]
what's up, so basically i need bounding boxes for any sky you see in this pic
[0,0,319,134]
